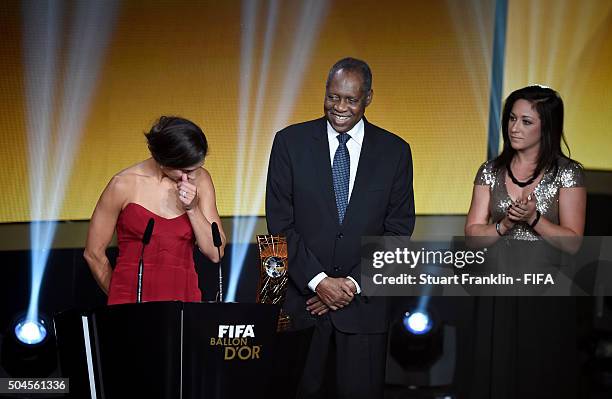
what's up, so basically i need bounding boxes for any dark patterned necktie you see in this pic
[332,133,351,224]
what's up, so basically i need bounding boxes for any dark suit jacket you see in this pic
[265,117,415,334]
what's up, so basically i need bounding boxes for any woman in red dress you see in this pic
[84,116,226,305]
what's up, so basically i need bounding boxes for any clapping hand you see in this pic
[507,193,537,224]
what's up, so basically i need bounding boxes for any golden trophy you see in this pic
[256,235,291,331]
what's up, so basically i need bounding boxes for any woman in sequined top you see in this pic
[465,86,586,253]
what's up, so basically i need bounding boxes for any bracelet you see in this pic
[530,210,541,228]
[495,221,503,236]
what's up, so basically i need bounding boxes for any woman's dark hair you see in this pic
[494,85,571,176]
[145,116,208,168]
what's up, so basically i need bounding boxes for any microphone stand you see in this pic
[217,247,223,303]
[137,218,154,303]
[137,244,146,303]
[211,222,223,303]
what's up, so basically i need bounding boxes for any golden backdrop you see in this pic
[0,0,610,223]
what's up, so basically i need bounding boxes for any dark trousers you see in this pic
[297,317,387,399]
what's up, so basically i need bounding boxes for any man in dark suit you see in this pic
[265,57,415,398]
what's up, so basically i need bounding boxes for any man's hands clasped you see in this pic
[306,277,357,316]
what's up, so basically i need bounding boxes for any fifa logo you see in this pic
[218,324,255,338]
[211,324,261,360]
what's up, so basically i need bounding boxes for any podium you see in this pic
[55,302,311,399]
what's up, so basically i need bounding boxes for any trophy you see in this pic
[256,235,291,331]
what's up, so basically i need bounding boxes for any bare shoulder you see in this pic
[113,161,154,187]
[115,160,150,179]
[109,170,137,192]
[193,168,216,199]
[102,162,149,205]
[96,175,128,210]
[195,167,214,186]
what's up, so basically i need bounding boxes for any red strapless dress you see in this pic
[107,203,202,305]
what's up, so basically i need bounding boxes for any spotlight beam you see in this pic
[23,0,62,324]
[228,0,328,302]
[228,0,259,302]
[228,0,280,301]
[23,0,118,323]
[249,0,329,217]
[233,0,258,221]
[527,0,540,84]
[447,0,492,139]
[243,0,279,200]
[544,0,567,84]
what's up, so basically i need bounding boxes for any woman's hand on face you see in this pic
[177,173,198,210]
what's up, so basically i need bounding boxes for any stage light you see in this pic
[14,318,48,346]
[403,311,433,336]
[387,301,456,392]
[389,308,442,370]
[1,314,57,377]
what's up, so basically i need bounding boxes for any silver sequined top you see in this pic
[474,157,585,240]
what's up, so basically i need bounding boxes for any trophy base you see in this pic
[277,312,291,332]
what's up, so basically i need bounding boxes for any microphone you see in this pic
[211,222,223,302]
[211,222,222,247]
[142,218,154,245]
[137,218,155,303]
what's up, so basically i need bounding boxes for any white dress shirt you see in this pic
[307,119,365,295]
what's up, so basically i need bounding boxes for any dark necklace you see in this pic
[506,164,536,187]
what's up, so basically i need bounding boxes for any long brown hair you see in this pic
[493,85,572,176]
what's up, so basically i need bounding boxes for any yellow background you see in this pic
[0,0,610,223]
